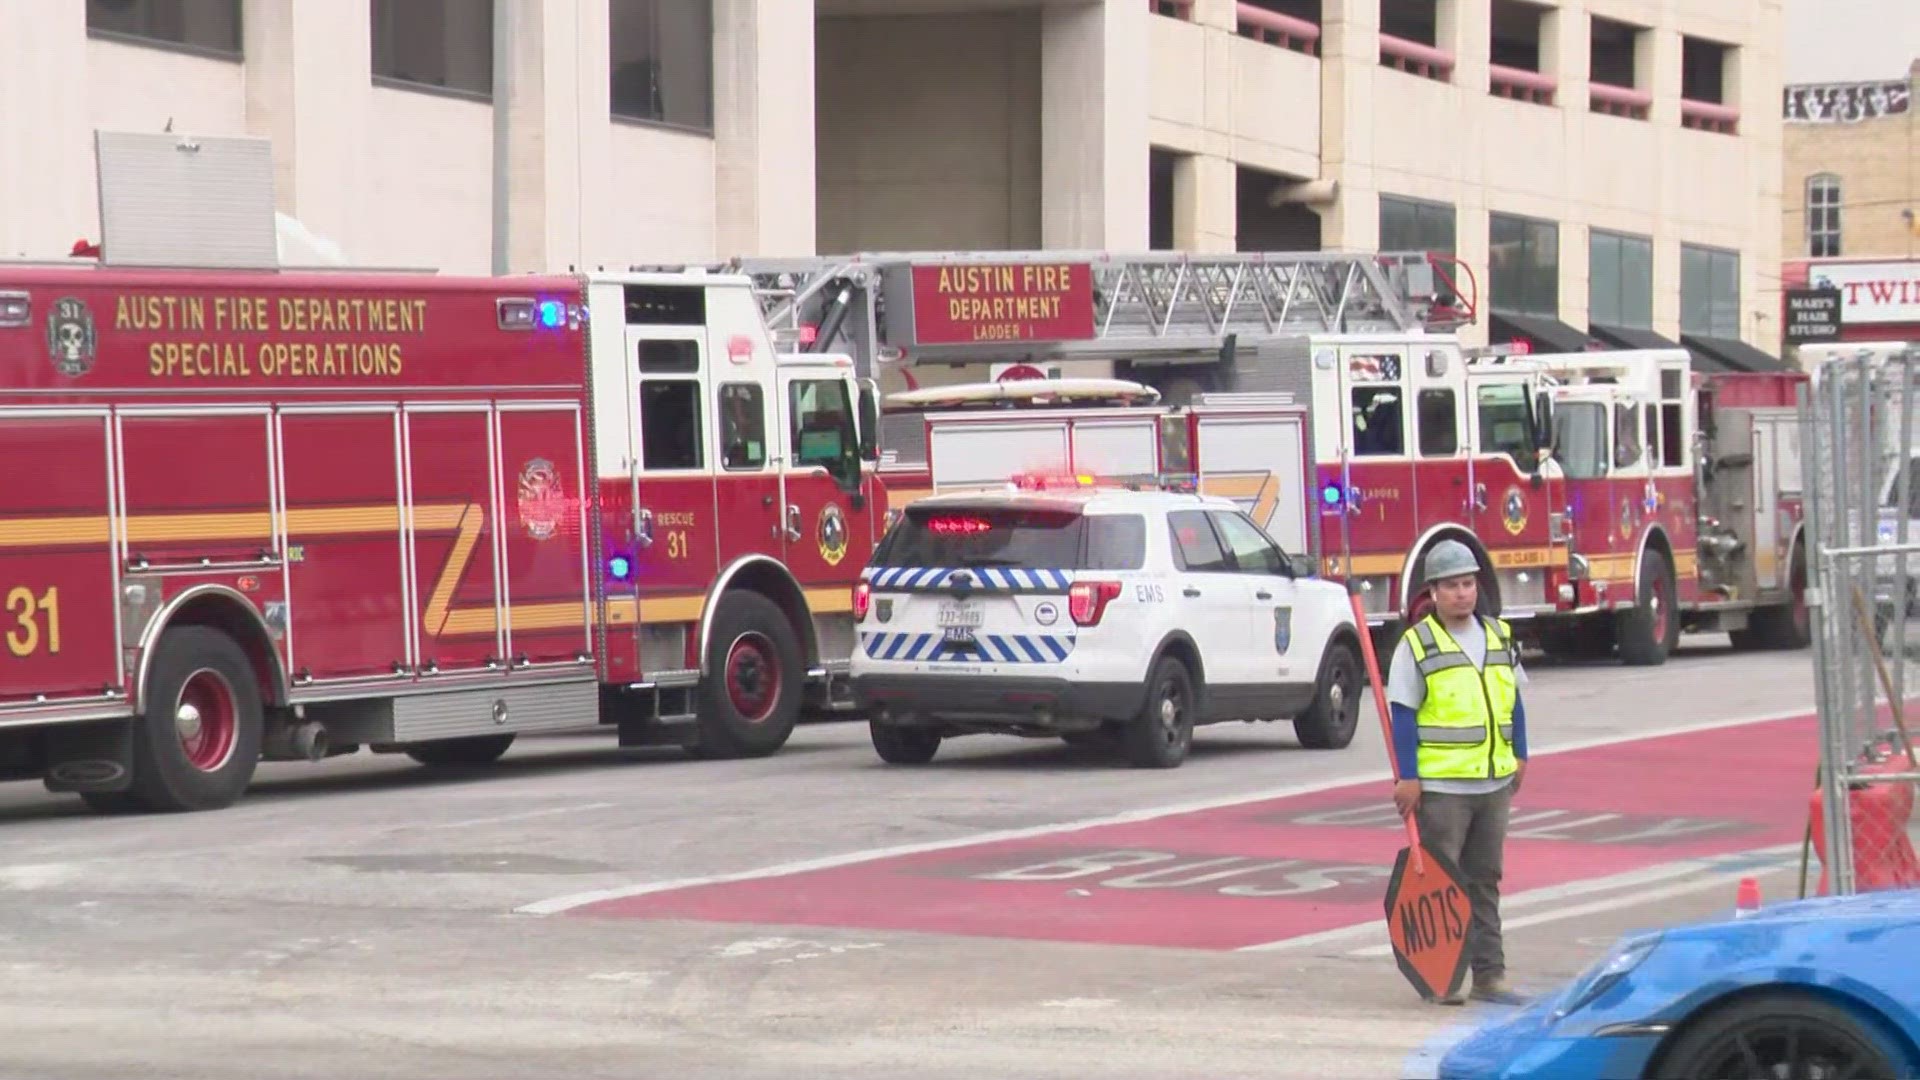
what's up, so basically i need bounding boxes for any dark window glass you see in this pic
[1085,515,1148,571]
[1210,511,1285,575]
[611,0,714,131]
[1418,388,1458,456]
[1168,510,1232,572]
[1380,195,1457,256]
[88,0,241,56]
[371,0,493,97]
[1589,229,1653,329]
[1490,212,1560,316]
[873,507,1083,569]
[638,339,700,374]
[1351,386,1406,457]
[1680,243,1740,337]
[640,380,703,471]
[718,384,765,470]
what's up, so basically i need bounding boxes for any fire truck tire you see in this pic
[1732,548,1811,651]
[690,590,803,759]
[1616,554,1679,666]
[128,626,264,812]
[1122,655,1195,769]
[403,734,516,767]
[869,722,941,765]
[1294,639,1362,750]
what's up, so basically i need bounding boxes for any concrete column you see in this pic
[1442,0,1490,95]
[1040,0,1149,249]
[0,1,92,258]
[242,0,368,261]
[1173,153,1236,252]
[715,0,816,258]
[1316,0,1380,251]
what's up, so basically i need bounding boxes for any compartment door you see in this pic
[278,409,409,683]
[404,406,504,675]
[0,412,122,705]
[496,404,593,669]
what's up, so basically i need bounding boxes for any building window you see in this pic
[1489,213,1560,317]
[1807,174,1843,258]
[87,0,241,57]
[371,0,493,99]
[611,0,714,132]
[1589,16,1649,119]
[1681,244,1741,338]
[1589,230,1653,329]
[1379,195,1456,256]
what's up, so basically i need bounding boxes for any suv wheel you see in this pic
[1123,656,1194,769]
[1294,639,1362,750]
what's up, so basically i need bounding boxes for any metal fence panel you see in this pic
[1803,342,1920,896]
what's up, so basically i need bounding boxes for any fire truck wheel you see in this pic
[129,626,264,812]
[403,734,516,768]
[870,722,941,765]
[1122,655,1195,769]
[1616,554,1679,666]
[691,590,803,759]
[1294,639,1362,750]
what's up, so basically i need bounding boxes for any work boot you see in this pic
[1469,975,1527,1006]
[1433,987,1469,1006]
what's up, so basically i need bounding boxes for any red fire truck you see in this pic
[0,264,884,811]
[1468,348,1811,664]
[730,249,1563,634]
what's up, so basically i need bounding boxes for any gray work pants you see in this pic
[1414,783,1513,981]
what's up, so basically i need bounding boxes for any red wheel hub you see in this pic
[724,633,780,723]
[175,669,237,772]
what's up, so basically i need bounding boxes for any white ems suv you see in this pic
[849,477,1366,768]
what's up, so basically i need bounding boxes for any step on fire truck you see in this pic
[730,249,1566,640]
[1464,348,1810,664]
[0,132,886,813]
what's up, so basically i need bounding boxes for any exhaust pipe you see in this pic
[290,721,328,761]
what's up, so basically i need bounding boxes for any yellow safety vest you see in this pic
[1406,614,1519,781]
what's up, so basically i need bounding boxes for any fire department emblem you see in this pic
[1619,497,1635,540]
[516,457,566,541]
[1502,486,1528,536]
[45,296,96,377]
[818,503,849,567]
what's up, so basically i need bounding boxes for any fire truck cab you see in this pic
[1476,348,1810,663]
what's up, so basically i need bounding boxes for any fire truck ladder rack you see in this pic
[719,250,1478,362]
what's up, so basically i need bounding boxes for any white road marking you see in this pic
[1342,849,1804,957]
[420,802,617,830]
[1239,843,1805,953]
[516,705,1817,916]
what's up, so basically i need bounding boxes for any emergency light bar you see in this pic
[497,296,578,331]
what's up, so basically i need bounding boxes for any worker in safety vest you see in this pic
[1386,537,1530,1007]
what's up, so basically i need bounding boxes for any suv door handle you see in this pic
[1183,587,1202,598]
[1256,590,1272,600]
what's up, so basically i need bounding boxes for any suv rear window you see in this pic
[875,507,1146,570]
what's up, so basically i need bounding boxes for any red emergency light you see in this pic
[926,515,993,536]
[1009,472,1097,492]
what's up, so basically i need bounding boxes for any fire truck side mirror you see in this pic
[857,378,881,462]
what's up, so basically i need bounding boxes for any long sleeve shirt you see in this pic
[1385,617,1529,786]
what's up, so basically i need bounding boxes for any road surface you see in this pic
[0,636,1834,1078]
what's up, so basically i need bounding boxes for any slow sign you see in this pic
[1383,842,1476,1001]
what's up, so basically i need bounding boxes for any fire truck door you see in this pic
[1335,346,1420,572]
[623,330,721,640]
[1469,375,1558,571]
[0,413,122,705]
[1407,344,1474,537]
[777,372,874,615]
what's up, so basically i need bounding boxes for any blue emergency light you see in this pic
[1321,483,1343,507]
[537,300,567,329]
[607,555,633,581]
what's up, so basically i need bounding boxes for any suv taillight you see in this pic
[1069,580,1122,626]
[853,581,871,620]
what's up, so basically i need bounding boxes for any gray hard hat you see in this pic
[1423,539,1480,584]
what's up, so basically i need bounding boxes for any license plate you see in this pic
[938,604,983,628]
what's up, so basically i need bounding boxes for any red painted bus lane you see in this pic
[566,715,1817,950]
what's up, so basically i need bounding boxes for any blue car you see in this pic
[1430,889,1920,1079]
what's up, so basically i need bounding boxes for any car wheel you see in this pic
[1616,554,1677,666]
[1122,656,1194,769]
[1294,639,1362,750]
[870,721,941,765]
[126,627,265,812]
[1651,991,1909,1080]
[692,590,803,759]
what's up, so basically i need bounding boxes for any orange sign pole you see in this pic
[1350,590,1423,873]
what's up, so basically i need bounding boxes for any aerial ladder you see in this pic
[717,249,1480,377]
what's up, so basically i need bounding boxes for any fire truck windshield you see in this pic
[1552,401,1610,480]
